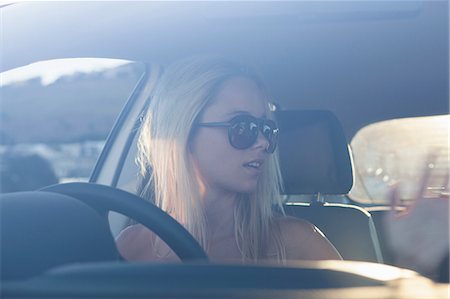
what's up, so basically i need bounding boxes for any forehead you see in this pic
[203,76,267,121]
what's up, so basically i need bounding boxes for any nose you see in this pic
[252,129,270,152]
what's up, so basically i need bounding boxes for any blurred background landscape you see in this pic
[0,60,144,191]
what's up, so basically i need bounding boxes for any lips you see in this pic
[243,159,264,169]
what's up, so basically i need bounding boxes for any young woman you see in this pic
[116,56,341,263]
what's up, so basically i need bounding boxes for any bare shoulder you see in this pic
[274,215,342,261]
[115,224,155,261]
[275,215,316,236]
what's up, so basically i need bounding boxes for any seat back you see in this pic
[275,110,382,262]
[0,191,119,281]
[276,110,353,195]
[285,203,381,262]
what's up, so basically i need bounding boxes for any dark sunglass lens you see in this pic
[263,120,278,153]
[262,124,273,139]
[229,117,258,149]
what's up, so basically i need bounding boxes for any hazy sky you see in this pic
[1,58,131,86]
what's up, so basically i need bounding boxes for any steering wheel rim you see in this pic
[41,182,208,262]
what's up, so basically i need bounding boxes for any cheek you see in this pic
[191,130,242,181]
[191,129,233,171]
[190,130,259,194]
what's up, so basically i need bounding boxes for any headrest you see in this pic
[275,110,353,195]
[0,191,119,281]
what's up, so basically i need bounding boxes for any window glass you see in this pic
[349,115,449,205]
[0,58,145,192]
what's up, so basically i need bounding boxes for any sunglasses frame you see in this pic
[197,114,279,153]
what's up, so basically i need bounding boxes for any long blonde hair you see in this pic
[136,56,286,262]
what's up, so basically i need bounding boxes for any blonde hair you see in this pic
[137,56,286,262]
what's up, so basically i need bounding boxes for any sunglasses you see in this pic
[197,114,279,153]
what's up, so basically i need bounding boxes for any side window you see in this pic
[349,115,450,205]
[116,133,141,195]
[0,58,145,193]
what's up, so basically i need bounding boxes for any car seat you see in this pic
[0,191,119,281]
[276,110,383,263]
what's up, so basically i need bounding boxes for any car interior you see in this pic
[2,96,448,295]
[1,1,449,298]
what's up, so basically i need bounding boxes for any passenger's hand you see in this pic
[383,155,449,278]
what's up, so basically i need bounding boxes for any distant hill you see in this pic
[1,63,145,145]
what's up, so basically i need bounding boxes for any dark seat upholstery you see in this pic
[275,110,383,263]
[0,191,119,281]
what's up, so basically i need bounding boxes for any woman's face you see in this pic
[190,76,270,199]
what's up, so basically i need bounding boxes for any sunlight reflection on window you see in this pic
[349,115,450,205]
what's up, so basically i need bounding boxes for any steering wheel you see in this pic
[41,182,208,262]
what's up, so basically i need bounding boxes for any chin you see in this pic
[236,182,259,194]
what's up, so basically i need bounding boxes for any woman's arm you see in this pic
[115,224,155,261]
